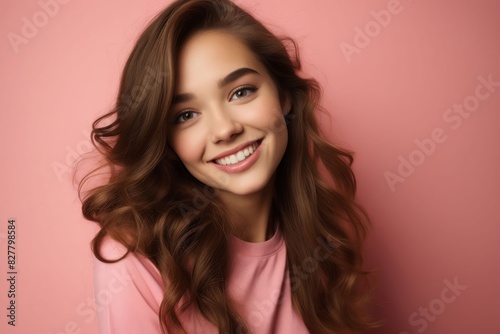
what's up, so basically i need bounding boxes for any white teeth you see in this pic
[215,142,259,166]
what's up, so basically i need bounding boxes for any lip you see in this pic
[210,139,263,173]
[210,138,263,161]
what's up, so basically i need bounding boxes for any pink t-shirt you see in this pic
[93,226,310,333]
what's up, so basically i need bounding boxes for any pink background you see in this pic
[1,0,499,333]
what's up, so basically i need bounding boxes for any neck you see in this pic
[218,177,275,243]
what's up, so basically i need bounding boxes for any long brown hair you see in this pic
[79,0,379,333]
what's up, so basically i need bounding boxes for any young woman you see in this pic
[80,0,379,333]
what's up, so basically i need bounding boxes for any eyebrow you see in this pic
[171,67,260,106]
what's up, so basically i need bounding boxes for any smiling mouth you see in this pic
[213,140,262,166]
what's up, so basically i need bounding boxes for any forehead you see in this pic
[175,30,265,91]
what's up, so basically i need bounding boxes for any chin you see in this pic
[218,177,274,197]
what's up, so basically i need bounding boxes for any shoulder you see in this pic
[92,236,165,333]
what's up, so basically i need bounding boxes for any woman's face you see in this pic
[167,30,290,199]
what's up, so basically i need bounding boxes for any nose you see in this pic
[209,105,243,143]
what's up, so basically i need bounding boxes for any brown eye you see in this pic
[175,111,199,123]
[229,85,257,101]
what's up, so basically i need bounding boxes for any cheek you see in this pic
[262,108,288,136]
[273,123,289,157]
[171,130,205,165]
[244,98,284,130]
